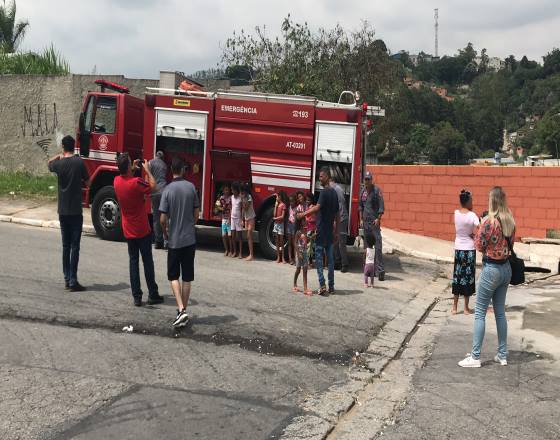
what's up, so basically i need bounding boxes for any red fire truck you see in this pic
[76,79,374,259]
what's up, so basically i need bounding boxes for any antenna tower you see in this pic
[434,8,439,57]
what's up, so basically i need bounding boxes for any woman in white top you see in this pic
[452,189,480,315]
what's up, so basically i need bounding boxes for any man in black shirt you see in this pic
[48,136,90,291]
[299,167,339,295]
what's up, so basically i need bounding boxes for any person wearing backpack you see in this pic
[459,187,515,368]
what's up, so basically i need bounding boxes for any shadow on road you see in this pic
[333,289,363,296]
[87,282,130,292]
[191,314,239,326]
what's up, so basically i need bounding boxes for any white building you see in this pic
[474,56,504,71]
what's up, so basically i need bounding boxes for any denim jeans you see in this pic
[471,261,512,360]
[127,234,159,300]
[59,215,83,287]
[315,242,334,290]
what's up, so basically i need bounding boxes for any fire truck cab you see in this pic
[77,77,371,259]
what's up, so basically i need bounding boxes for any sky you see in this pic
[14,0,560,79]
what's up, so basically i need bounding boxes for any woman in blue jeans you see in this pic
[459,187,515,368]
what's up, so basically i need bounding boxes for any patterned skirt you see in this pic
[452,250,476,296]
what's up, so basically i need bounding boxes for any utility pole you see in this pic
[434,8,439,58]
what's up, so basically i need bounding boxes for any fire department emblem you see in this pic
[98,135,109,150]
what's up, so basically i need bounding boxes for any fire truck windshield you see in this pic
[93,97,117,134]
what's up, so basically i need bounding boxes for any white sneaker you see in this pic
[172,311,189,327]
[458,354,481,368]
[493,355,507,366]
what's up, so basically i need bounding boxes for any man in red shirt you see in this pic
[114,153,164,307]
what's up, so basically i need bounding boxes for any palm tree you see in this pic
[0,0,29,53]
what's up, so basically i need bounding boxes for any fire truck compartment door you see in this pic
[211,150,252,182]
[315,123,356,163]
[156,109,206,140]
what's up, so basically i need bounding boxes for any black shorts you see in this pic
[167,244,196,282]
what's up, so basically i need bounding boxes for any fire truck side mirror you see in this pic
[78,113,90,157]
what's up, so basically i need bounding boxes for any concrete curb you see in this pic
[383,236,454,265]
[279,278,448,440]
[1,215,95,234]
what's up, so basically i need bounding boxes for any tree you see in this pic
[462,60,478,84]
[0,0,28,53]
[190,67,225,80]
[372,39,388,54]
[223,64,253,85]
[478,48,489,74]
[400,123,431,163]
[221,16,400,102]
[504,55,518,73]
[431,56,465,85]
[519,55,538,70]
[370,84,413,160]
[543,48,560,77]
[410,86,454,125]
[468,73,508,150]
[458,42,477,65]
[536,111,560,158]
[225,64,253,81]
[428,122,477,164]
[518,130,537,152]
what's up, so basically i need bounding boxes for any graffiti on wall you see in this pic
[36,138,52,157]
[21,103,59,138]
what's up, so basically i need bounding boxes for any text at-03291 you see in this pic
[286,141,306,149]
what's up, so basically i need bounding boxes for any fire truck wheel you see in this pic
[92,186,124,241]
[258,205,279,260]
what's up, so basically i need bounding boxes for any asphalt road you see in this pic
[0,222,441,439]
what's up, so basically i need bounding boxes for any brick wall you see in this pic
[368,165,560,240]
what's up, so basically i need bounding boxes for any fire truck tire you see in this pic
[91,186,124,241]
[258,206,278,260]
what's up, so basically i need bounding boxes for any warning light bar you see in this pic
[94,79,130,94]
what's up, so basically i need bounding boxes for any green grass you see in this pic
[0,172,58,199]
[0,45,70,75]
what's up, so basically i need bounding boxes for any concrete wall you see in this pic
[368,165,560,240]
[0,74,157,174]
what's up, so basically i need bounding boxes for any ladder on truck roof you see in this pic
[145,86,317,104]
[145,87,362,108]
[145,87,214,98]
[217,89,361,108]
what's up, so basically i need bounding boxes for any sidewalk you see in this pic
[379,275,560,440]
[0,197,94,232]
